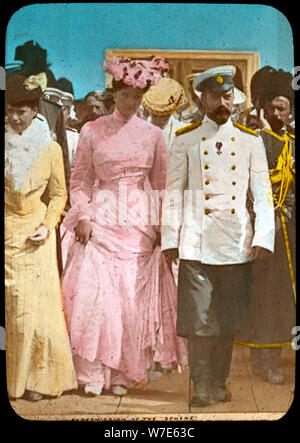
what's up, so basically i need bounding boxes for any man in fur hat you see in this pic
[240,67,296,385]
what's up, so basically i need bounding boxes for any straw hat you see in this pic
[142,77,187,117]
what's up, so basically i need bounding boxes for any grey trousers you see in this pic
[178,260,252,386]
[177,260,252,338]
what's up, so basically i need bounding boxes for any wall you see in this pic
[5,3,294,99]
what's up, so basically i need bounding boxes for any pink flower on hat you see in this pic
[103,56,169,89]
[123,75,134,86]
[135,77,147,89]
[148,57,169,72]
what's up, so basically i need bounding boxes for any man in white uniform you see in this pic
[161,66,275,406]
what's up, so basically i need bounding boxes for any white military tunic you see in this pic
[161,115,275,265]
[148,115,185,154]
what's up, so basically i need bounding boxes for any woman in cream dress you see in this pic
[5,75,77,400]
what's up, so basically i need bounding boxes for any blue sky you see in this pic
[5,3,294,99]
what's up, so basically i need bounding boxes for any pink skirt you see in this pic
[62,220,187,389]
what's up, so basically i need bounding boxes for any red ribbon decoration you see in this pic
[216,141,223,155]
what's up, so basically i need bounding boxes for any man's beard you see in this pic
[210,106,231,124]
[269,117,284,133]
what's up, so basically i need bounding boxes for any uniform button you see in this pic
[231,165,236,170]
[231,208,235,214]
[204,164,209,170]
[205,195,210,200]
[232,181,236,185]
[231,137,235,141]
[231,152,236,156]
[204,150,208,155]
[205,209,211,215]
[232,195,236,200]
[202,137,207,141]
[205,179,210,185]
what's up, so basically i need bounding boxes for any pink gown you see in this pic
[62,107,187,390]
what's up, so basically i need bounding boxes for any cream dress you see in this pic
[5,117,77,398]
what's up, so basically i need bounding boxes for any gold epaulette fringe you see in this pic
[261,128,295,145]
[261,128,284,142]
[269,131,296,303]
[175,120,202,136]
[233,121,259,136]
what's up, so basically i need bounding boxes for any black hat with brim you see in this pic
[6,74,42,105]
[14,40,52,76]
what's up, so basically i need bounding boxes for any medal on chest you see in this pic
[215,141,223,155]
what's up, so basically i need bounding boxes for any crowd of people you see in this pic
[5,41,295,406]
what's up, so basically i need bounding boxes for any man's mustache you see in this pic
[270,117,283,125]
[215,106,231,115]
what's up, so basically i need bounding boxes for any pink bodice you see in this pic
[64,108,167,230]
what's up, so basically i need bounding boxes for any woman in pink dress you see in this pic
[62,57,188,396]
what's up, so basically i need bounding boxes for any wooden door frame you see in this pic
[105,49,259,108]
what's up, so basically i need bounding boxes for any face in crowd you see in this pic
[150,113,172,128]
[115,86,145,119]
[201,88,234,125]
[85,96,107,118]
[263,95,290,133]
[6,103,38,135]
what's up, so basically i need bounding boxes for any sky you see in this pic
[5,3,294,99]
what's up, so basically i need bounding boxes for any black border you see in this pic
[1,0,298,433]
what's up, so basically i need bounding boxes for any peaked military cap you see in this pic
[194,65,236,93]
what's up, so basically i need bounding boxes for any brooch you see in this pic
[215,141,223,155]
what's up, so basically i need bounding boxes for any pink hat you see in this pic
[103,56,169,89]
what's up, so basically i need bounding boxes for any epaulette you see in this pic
[175,120,202,136]
[261,128,295,143]
[261,128,285,142]
[233,121,259,136]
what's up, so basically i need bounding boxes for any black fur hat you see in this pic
[251,66,294,107]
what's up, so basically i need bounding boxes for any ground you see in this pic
[9,345,295,422]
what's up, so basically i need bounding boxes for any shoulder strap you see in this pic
[175,120,202,136]
[233,121,259,136]
[261,127,284,142]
